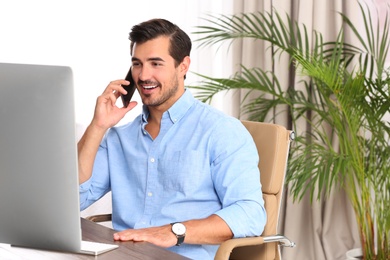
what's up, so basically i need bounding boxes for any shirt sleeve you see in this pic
[210,118,266,238]
[79,134,111,211]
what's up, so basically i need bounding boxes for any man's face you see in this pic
[131,36,189,111]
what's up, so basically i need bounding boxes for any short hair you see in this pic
[129,19,192,68]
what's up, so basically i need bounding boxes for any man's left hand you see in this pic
[113,225,176,248]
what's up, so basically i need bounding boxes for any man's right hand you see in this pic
[91,79,138,131]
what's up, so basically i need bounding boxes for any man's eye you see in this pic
[152,62,162,67]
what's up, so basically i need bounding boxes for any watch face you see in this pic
[172,223,186,236]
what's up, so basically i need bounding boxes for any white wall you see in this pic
[0,0,235,128]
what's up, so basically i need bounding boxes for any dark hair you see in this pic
[129,19,192,67]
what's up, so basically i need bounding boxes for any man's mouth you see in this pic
[142,84,158,90]
[139,80,159,91]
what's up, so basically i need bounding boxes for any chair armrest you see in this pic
[263,235,295,247]
[215,235,295,260]
[215,236,265,260]
[85,213,112,223]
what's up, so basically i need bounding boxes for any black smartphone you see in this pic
[121,67,136,107]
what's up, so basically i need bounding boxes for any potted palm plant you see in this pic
[190,3,390,259]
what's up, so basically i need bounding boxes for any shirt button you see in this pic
[150,158,155,163]
[143,131,147,135]
[147,192,153,197]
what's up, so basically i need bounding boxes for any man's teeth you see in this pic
[143,85,158,89]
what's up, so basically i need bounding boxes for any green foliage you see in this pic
[190,3,390,259]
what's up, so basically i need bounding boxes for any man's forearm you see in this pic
[77,124,107,184]
[113,214,233,248]
[183,214,233,245]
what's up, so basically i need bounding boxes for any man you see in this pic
[78,18,266,259]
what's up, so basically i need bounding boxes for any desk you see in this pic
[0,218,190,260]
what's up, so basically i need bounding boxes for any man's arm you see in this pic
[77,124,108,184]
[113,214,233,247]
[78,80,137,184]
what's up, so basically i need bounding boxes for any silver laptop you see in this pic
[0,62,118,255]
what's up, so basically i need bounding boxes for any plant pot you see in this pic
[346,248,362,259]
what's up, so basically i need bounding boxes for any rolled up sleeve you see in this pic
[211,119,266,237]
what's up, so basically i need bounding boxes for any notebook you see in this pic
[0,62,118,255]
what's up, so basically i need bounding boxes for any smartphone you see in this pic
[121,67,136,107]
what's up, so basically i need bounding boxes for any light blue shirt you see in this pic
[80,89,266,259]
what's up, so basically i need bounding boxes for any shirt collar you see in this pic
[141,89,195,124]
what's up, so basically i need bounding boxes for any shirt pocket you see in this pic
[158,149,206,193]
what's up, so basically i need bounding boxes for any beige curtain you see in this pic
[230,0,363,259]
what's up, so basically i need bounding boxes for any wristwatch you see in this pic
[171,222,186,246]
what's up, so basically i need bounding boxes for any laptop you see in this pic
[0,62,118,255]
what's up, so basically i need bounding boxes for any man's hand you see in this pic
[91,79,137,130]
[78,79,137,184]
[113,225,177,248]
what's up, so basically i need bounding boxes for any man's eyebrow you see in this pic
[131,57,165,62]
[149,57,165,62]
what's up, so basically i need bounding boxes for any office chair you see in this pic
[214,120,295,260]
[86,120,296,259]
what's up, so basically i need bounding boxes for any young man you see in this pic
[78,18,266,259]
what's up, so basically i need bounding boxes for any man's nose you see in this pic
[138,67,152,81]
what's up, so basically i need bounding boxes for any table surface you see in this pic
[0,218,190,260]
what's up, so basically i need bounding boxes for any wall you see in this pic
[0,0,236,128]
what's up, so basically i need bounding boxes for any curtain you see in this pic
[228,0,364,259]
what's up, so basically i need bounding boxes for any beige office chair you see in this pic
[86,120,295,259]
[214,120,295,260]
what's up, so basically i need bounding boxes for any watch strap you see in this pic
[176,234,185,246]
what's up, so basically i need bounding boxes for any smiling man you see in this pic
[77,19,266,260]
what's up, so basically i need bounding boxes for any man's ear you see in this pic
[180,56,191,78]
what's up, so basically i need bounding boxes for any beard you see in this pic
[141,72,180,107]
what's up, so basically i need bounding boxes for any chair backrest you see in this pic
[229,120,293,260]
